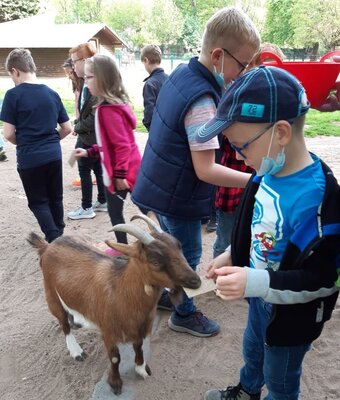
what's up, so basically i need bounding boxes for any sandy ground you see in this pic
[0,131,339,400]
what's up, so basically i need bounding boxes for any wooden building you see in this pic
[0,14,127,77]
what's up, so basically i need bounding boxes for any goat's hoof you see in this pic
[75,352,87,361]
[146,364,151,376]
[109,379,122,395]
[135,362,151,378]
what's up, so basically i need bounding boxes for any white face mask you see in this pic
[257,124,285,176]
[213,54,225,89]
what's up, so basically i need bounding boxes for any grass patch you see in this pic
[304,109,340,137]
[1,88,338,137]
[133,106,147,133]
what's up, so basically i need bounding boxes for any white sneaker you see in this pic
[93,200,108,212]
[67,206,96,220]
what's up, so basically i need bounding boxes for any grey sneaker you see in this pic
[93,200,108,212]
[67,206,96,220]
[204,384,261,400]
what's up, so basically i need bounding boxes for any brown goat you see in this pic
[27,214,201,395]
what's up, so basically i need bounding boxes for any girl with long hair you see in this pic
[74,55,142,246]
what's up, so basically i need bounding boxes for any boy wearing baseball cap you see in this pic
[198,66,340,400]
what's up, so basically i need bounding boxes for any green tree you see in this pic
[262,0,295,46]
[149,0,184,47]
[52,0,104,23]
[174,0,265,52]
[104,0,150,49]
[0,0,40,22]
[292,0,340,51]
[180,14,202,53]
[174,0,230,27]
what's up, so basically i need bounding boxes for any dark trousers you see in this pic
[18,159,65,243]
[76,139,106,209]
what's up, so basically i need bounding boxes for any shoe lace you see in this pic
[192,311,209,326]
[219,384,243,400]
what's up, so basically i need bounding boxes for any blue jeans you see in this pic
[240,298,311,399]
[213,209,236,258]
[157,215,201,316]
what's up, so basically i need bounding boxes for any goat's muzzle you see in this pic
[181,275,201,289]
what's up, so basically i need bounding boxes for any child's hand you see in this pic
[115,178,130,191]
[74,148,88,158]
[215,266,246,300]
[205,250,232,281]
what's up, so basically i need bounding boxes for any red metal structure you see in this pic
[261,51,340,110]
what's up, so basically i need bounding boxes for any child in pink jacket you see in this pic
[75,55,142,244]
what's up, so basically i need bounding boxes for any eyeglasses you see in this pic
[84,75,94,81]
[222,48,247,74]
[72,58,83,65]
[230,123,275,158]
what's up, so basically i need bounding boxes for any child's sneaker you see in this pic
[67,206,96,220]
[0,148,8,162]
[157,290,173,311]
[93,200,108,212]
[168,310,220,337]
[204,384,261,400]
[206,219,217,232]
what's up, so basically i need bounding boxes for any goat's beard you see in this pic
[168,287,185,306]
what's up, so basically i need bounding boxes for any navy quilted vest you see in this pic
[132,57,221,220]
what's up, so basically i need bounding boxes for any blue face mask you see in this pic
[257,125,286,176]
[213,55,225,89]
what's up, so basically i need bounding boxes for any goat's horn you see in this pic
[130,214,163,233]
[111,223,154,245]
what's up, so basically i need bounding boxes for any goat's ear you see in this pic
[146,211,159,224]
[105,240,139,257]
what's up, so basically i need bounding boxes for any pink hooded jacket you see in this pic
[87,103,142,194]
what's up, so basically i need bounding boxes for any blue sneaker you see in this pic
[168,311,220,337]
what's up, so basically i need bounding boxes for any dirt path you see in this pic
[0,133,339,400]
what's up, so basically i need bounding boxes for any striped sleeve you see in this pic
[184,95,220,151]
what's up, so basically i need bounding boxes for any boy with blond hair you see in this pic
[197,66,340,399]
[132,7,260,337]
[140,44,168,131]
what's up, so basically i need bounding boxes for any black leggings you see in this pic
[106,189,129,244]
[76,138,106,209]
[106,189,148,244]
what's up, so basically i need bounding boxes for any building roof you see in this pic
[0,14,128,48]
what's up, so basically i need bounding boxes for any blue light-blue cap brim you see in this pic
[196,117,233,143]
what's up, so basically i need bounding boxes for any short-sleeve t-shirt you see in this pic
[0,83,69,169]
[250,158,325,271]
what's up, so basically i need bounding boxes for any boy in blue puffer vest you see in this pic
[132,7,260,337]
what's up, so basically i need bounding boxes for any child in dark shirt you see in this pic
[1,48,72,242]
[140,44,168,131]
